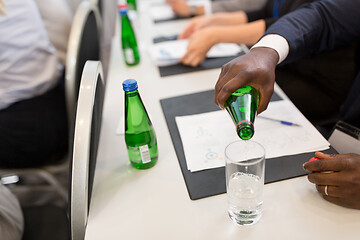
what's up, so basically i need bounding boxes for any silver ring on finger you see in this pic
[324,185,329,196]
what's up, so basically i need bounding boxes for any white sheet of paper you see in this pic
[175,100,330,172]
[150,0,212,21]
[149,39,242,66]
[149,5,175,21]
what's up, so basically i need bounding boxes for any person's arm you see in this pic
[216,19,266,45]
[0,0,5,14]
[181,20,266,66]
[247,0,315,31]
[215,0,360,111]
[179,11,248,39]
[214,0,360,210]
[211,0,266,13]
[266,0,360,63]
[214,47,278,112]
[166,0,204,17]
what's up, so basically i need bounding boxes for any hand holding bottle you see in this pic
[180,27,220,67]
[225,85,259,140]
[214,47,278,114]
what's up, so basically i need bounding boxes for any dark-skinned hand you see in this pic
[303,152,360,209]
[214,47,278,113]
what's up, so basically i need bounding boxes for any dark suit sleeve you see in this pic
[246,0,274,27]
[265,0,360,63]
[247,0,314,31]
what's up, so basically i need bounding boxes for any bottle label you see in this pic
[125,48,135,64]
[139,145,151,164]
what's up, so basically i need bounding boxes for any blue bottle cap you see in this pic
[122,79,138,92]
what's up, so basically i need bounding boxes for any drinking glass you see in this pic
[225,140,265,225]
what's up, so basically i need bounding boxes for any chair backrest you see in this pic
[328,121,360,154]
[69,61,105,240]
[65,0,102,126]
[90,0,102,15]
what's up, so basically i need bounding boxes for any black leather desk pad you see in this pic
[153,36,246,77]
[154,15,191,24]
[160,89,337,200]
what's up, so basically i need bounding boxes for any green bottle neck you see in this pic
[236,121,254,140]
[225,86,259,140]
[125,89,139,97]
[121,13,130,26]
[124,89,152,131]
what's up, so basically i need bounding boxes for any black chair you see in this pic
[66,0,102,125]
[328,121,360,154]
[317,69,360,138]
[91,0,103,15]
[22,60,105,240]
[69,60,105,240]
[338,71,360,131]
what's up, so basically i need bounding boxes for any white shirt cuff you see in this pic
[250,34,289,64]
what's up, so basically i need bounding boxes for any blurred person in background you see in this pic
[166,0,266,17]
[64,0,117,81]
[0,0,68,168]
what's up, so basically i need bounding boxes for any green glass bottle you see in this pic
[225,85,260,140]
[123,79,158,169]
[118,4,140,66]
[126,0,137,11]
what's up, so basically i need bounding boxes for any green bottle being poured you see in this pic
[225,85,260,140]
[123,79,158,169]
[118,4,140,66]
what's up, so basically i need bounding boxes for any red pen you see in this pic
[309,157,320,162]
[308,157,320,173]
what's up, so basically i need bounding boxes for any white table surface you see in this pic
[85,1,360,239]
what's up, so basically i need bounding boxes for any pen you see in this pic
[257,116,301,127]
[158,35,178,41]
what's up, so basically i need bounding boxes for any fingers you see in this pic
[214,59,244,108]
[215,68,252,108]
[179,23,195,39]
[180,31,213,67]
[214,64,272,111]
[306,153,360,209]
[308,172,341,186]
[214,48,277,110]
[315,152,337,159]
[315,183,360,209]
[304,153,354,172]
[180,16,209,39]
[316,185,341,197]
[257,82,274,113]
[322,195,360,209]
[180,52,203,67]
[180,44,205,67]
